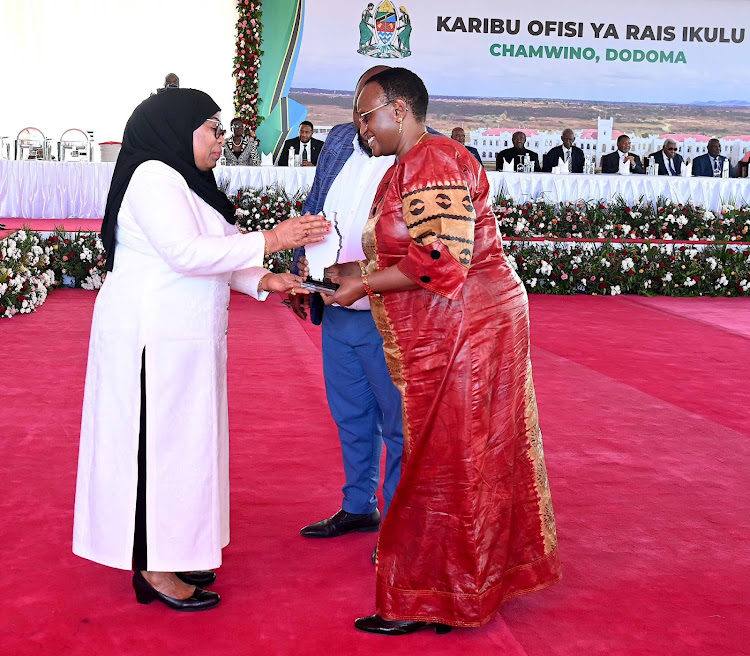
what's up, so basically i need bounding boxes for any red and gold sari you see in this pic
[364,136,561,627]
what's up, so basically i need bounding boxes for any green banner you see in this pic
[255,0,306,162]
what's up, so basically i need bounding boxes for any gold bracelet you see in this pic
[257,271,273,292]
[357,259,368,276]
[362,275,380,298]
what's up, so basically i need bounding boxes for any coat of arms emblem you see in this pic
[358,1,411,59]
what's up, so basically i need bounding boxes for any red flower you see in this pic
[17,295,26,301]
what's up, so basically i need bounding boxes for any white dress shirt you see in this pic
[322,134,395,310]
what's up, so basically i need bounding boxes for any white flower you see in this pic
[621,257,635,272]
[610,285,621,296]
[540,261,553,276]
[664,273,673,282]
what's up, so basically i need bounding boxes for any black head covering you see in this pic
[101,88,236,271]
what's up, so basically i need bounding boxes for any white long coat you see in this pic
[73,160,269,571]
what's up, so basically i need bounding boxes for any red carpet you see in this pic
[1,291,749,655]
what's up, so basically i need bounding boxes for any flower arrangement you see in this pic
[494,195,750,242]
[0,229,56,318]
[233,1,263,136]
[228,185,307,272]
[2,190,749,319]
[505,240,750,297]
[47,229,106,290]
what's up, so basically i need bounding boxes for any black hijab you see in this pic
[101,89,236,271]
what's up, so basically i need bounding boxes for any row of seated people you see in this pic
[485,129,737,177]
[223,120,324,167]
[225,111,737,178]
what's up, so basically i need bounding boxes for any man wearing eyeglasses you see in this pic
[648,139,684,176]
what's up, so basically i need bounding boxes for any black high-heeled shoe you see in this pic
[132,570,220,612]
[176,571,217,586]
[354,614,452,635]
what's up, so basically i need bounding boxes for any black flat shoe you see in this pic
[300,509,381,538]
[354,614,452,635]
[176,571,217,587]
[132,570,220,612]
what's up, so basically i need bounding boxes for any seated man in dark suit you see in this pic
[691,138,735,177]
[601,135,645,174]
[543,128,584,173]
[450,127,482,165]
[278,121,324,166]
[647,139,684,176]
[496,131,541,172]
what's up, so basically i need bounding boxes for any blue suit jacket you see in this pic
[465,145,482,165]
[691,153,734,178]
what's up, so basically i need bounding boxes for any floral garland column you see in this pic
[233,1,264,136]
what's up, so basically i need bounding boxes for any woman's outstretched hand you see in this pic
[323,276,366,307]
[261,273,310,294]
[265,213,330,253]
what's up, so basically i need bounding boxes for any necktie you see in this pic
[668,159,675,176]
[302,144,308,163]
[713,158,720,176]
[565,150,571,172]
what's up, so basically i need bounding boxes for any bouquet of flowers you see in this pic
[47,230,106,289]
[0,229,56,318]
[228,185,308,272]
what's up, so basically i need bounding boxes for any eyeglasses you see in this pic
[205,118,226,139]
[666,147,678,152]
[358,101,393,126]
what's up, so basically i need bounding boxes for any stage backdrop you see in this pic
[288,0,750,130]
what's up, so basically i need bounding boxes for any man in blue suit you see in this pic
[692,138,735,177]
[289,67,404,557]
[647,139,684,176]
[450,127,482,165]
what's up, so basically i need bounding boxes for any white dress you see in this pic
[73,160,269,571]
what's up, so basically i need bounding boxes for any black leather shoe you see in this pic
[300,509,380,538]
[354,614,452,635]
[176,571,216,587]
[132,570,220,612]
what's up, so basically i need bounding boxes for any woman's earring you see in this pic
[398,119,403,134]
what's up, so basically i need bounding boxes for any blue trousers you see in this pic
[322,306,404,516]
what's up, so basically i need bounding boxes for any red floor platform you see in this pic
[1,291,748,655]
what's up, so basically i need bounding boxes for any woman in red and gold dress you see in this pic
[324,67,561,635]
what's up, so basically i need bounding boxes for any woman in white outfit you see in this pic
[72,89,329,611]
